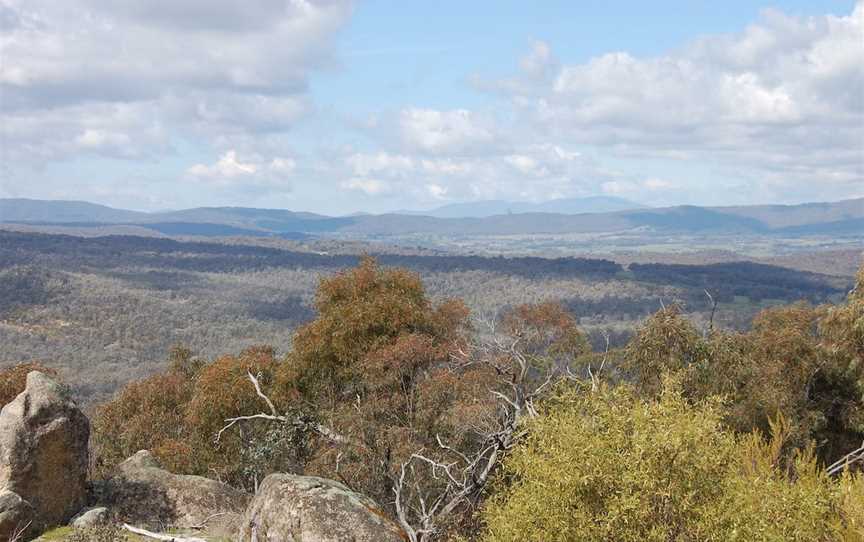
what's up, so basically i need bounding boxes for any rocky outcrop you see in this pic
[240,474,407,542]
[97,450,248,532]
[0,371,89,532]
[0,371,413,542]
[0,490,34,540]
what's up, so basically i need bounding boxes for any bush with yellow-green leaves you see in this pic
[481,380,863,542]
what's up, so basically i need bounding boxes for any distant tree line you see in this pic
[0,230,851,411]
[0,231,621,279]
[630,261,844,303]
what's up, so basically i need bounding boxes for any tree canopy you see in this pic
[90,259,864,540]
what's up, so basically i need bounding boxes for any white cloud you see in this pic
[505,154,546,177]
[186,150,296,187]
[492,3,864,200]
[346,152,414,176]
[75,130,131,150]
[0,0,351,167]
[1,101,170,162]
[399,108,495,154]
[520,40,557,79]
[319,141,607,207]
[269,157,297,175]
[341,177,392,195]
[316,3,863,210]
[643,178,675,191]
[425,183,448,199]
[188,151,258,180]
[0,0,350,101]
[600,181,633,195]
[420,158,474,176]
[3,1,861,212]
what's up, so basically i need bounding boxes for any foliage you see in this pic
[500,301,590,369]
[92,349,196,476]
[622,304,702,395]
[184,345,286,486]
[93,259,487,500]
[813,266,864,464]
[622,270,864,465]
[87,259,864,541]
[93,346,288,487]
[821,267,864,357]
[278,257,484,508]
[481,380,863,542]
[0,361,58,406]
[0,229,847,406]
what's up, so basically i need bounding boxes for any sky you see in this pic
[0,0,862,215]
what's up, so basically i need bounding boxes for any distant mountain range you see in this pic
[397,196,645,218]
[1,197,862,238]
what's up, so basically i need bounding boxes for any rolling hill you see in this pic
[398,196,645,218]
[1,197,861,238]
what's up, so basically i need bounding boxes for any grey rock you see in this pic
[0,371,89,531]
[97,450,248,532]
[0,490,35,541]
[70,506,109,528]
[239,473,407,542]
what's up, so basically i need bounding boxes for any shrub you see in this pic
[92,367,194,476]
[183,346,285,488]
[481,380,863,541]
[92,345,286,488]
[623,268,864,466]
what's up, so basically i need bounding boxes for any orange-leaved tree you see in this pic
[93,345,286,487]
[270,257,483,508]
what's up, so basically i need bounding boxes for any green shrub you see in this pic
[481,381,863,542]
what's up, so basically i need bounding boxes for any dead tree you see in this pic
[390,316,582,542]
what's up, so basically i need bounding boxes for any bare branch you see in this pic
[436,434,471,464]
[217,376,367,451]
[216,413,285,444]
[827,441,864,476]
[489,389,520,412]
[703,289,718,337]
[390,313,568,541]
[216,414,288,444]
[8,520,31,542]
[247,370,278,416]
[393,463,420,542]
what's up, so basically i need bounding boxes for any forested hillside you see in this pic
[4,258,860,540]
[0,231,852,404]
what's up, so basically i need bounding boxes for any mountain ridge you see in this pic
[1,197,862,237]
[395,196,646,218]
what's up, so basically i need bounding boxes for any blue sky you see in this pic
[325,1,853,109]
[1,0,861,214]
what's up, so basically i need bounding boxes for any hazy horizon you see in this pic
[4,193,864,218]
